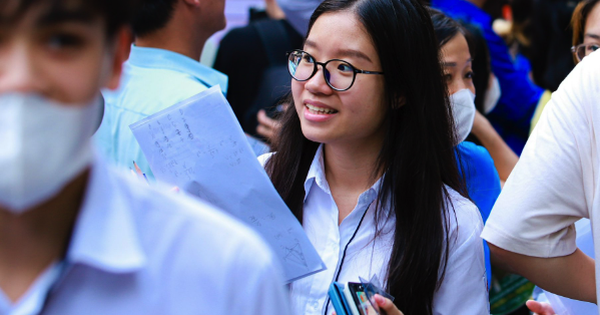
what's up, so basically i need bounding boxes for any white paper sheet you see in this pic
[130,86,325,283]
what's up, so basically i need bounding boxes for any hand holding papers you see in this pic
[129,86,325,283]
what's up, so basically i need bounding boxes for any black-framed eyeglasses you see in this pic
[571,43,600,62]
[286,49,384,91]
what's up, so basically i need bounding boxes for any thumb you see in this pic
[526,300,555,315]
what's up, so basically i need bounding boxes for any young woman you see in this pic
[429,7,500,291]
[263,0,488,314]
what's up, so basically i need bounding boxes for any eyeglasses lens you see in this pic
[288,51,312,81]
[287,51,355,90]
[586,44,599,57]
[326,60,354,90]
[574,44,600,62]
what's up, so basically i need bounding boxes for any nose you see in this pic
[304,65,334,95]
[0,41,42,94]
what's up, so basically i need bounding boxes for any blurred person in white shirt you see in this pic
[0,1,290,314]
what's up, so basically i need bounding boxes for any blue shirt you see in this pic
[0,155,290,315]
[456,141,502,287]
[432,0,544,154]
[95,45,228,180]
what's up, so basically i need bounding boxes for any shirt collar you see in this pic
[127,45,229,95]
[304,145,329,202]
[66,155,146,273]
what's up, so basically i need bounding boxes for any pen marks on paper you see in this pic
[282,239,308,267]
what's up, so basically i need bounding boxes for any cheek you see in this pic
[343,80,386,122]
[468,85,476,96]
[46,58,102,103]
[291,80,304,110]
[447,80,459,95]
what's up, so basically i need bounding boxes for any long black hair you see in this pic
[266,0,466,313]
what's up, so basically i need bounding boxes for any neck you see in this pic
[0,170,89,302]
[323,139,384,196]
[323,139,384,224]
[135,19,209,61]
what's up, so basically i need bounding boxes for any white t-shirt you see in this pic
[481,50,600,310]
[261,145,489,315]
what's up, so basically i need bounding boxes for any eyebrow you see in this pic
[0,6,94,28]
[442,58,473,67]
[37,9,94,27]
[304,39,374,63]
[584,33,600,40]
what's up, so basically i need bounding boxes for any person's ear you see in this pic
[105,27,133,90]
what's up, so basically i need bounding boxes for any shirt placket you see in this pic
[319,188,377,315]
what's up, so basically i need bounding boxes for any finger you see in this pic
[256,123,275,140]
[257,110,278,129]
[133,160,143,176]
[525,300,555,315]
[256,110,270,125]
[374,294,404,315]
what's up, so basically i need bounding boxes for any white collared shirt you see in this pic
[0,156,290,315]
[263,145,489,315]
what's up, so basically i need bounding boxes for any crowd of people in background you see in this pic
[2,0,600,314]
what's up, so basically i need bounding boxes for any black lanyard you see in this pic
[323,200,374,315]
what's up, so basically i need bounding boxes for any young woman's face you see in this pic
[292,11,386,148]
[441,33,475,96]
[0,1,123,106]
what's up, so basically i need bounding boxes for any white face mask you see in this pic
[449,89,476,144]
[0,93,100,213]
[483,75,501,114]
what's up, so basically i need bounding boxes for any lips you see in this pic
[305,103,338,114]
[302,101,338,123]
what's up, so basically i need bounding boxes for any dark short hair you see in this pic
[131,0,177,38]
[1,0,140,38]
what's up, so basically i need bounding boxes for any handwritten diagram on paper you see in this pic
[130,86,325,283]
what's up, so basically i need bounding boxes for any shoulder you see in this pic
[458,142,496,173]
[114,63,208,111]
[444,186,484,254]
[551,50,600,116]
[457,141,490,158]
[258,152,275,167]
